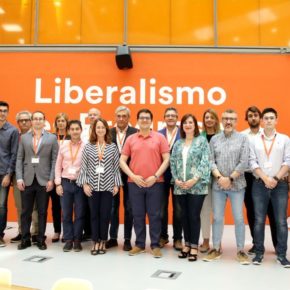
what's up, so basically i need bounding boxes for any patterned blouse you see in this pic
[77,142,122,193]
[170,135,211,195]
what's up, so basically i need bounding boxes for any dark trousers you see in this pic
[109,179,133,240]
[160,182,182,241]
[0,175,10,237]
[244,172,277,247]
[178,194,205,248]
[88,191,112,242]
[60,179,86,241]
[49,188,62,234]
[128,182,163,249]
[252,179,288,257]
[83,197,91,237]
[21,177,49,242]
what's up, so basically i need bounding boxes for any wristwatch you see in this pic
[229,177,234,183]
[273,176,280,182]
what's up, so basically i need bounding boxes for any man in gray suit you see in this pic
[16,111,58,250]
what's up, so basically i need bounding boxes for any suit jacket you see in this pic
[16,130,59,186]
[158,127,181,184]
[110,126,138,181]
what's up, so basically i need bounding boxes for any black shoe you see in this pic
[18,240,31,250]
[11,234,22,243]
[123,240,132,251]
[31,235,37,245]
[252,254,263,265]
[37,241,47,250]
[105,239,118,248]
[247,245,256,255]
[52,233,60,243]
[73,241,83,252]
[63,241,73,252]
[61,238,65,243]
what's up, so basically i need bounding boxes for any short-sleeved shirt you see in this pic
[122,131,170,182]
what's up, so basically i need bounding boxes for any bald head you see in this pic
[88,108,101,126]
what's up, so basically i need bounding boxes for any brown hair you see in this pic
[180,114,200,139]
[89,118,112,144]
[54,112,69,133]
[202,108,220,134]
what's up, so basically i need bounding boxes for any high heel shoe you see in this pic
[98,241,107,254]
[178,247,190,259]
[90,242,98,255]
[188,248,198,262]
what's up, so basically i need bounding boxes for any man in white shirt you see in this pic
[249,107,290,267]
[242,106,276,255]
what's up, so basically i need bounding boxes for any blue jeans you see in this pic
[0,175,10,237]
[128,182,163,249]
[252,179,288,257]
[212,188,245,251]
[160,182,182,241]
[60,179,86,241]
[109,177,133,240]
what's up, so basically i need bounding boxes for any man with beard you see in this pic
[203,109,250,264]
[242,106,276,255]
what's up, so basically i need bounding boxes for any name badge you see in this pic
[264,161,272,169]
[68,167,77,175]
[31,157,40,164]
[96,166,104,174]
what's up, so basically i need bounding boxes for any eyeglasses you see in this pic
[0,109,8,113]
[138,117,151,121]
[222,117,237,122]
[164,114,177,118]
[18,119,31,123]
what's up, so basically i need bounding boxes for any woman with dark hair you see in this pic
[77,118,122,255]
[51,113,70,242]
[170,114,211,261]
[199,109,220,253]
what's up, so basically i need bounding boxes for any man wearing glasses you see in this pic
[11,111,39,244]
[158,107,182,250]
[203,109,250,264]
[16,111,58,250]
[120,109,170,258]
[0,101,18,247]
[249,108,290,267]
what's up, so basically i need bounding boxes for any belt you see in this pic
[62,178,77,183]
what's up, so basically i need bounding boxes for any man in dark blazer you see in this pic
[16,111,58,250]
[158,107,182,250]
[106,106,137,251]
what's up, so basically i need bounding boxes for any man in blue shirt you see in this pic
[0,101,19,247]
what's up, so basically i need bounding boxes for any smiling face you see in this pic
[182,116,195,137]
[56,116,68,132]
[137,112,152,131]
[0,105,8,123]
[31,112,45,131]
[164,109,178,128]
[222,112,237,134]
[88,108,100,126]
[95,120,107,139]
[204,112,217,131]
[69,123,82,140]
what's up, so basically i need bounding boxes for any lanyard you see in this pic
[69,141,81,165]
[262,134,276,160]
[166,127,177,149]
[33,132,41,155]
[97,142,106,161]
[117,127,127,151]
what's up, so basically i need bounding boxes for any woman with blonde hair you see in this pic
[199,108,220,253]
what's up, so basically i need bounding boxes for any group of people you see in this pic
[0,100,289,268]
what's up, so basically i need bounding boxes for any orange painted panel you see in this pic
[81,0,123,44]
[260,0,290,47]
[218,0,260,46]
[171,0,214,45]
[0,0,33,44]
[1,52,290,224]
[127,0,170,44]
[38,0,81,44]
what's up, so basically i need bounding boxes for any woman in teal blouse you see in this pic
[170,113,211,261]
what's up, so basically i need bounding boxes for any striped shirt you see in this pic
[210,131,249,191]
[77,142,122,192]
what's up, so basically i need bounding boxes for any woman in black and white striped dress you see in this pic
[77,118,122,255]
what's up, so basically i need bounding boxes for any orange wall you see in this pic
[1,52,290,224]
